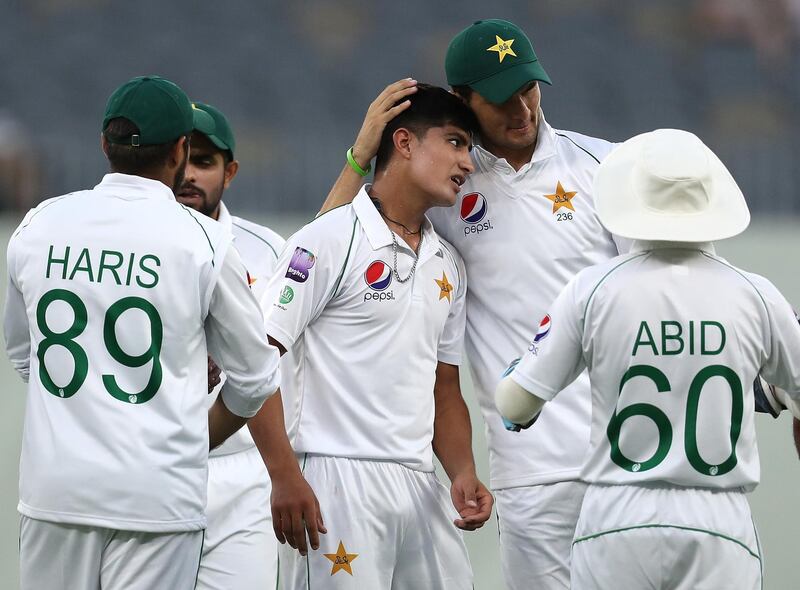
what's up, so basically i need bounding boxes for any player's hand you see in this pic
[450,471,493,531]
[350,78,418,169]
[207,356,221,393]
[271,469,327,556]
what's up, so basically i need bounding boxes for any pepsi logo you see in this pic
[533,314,551,343]
[365,261,392,291]
[460,192,487,224]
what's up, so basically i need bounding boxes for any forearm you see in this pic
[248,390,303,480]
[208,395,247,450]
[433,397,476,481]
[432,363,477,481]
[319,163,366,215]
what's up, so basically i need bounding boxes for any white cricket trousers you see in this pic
[19,516,204,590]
[495,480,588,590]
[571,483,762,589]
[197,446,277,590]
[278,455,473,589]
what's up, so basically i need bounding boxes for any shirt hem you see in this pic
[490,468,583,490]
[509,371,558,401]
[18,503,207,533]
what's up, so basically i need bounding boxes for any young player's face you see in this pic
[467,81,541,154]
[177,132,236,220]
[408,124,474,207]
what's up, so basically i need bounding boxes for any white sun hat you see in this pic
[594,128,750,242]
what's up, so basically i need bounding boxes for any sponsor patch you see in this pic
[279,285,294,304]
[460,192,487,224]
[364,260,392,291]
[285,247,316,283]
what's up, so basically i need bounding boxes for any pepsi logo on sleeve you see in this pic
[528,314,551,355]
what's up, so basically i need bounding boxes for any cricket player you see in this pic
[496,128,800,588]
[4,76,281,590]
[175,101,291,589]
[320,19,626,588]
[261,84,493,588]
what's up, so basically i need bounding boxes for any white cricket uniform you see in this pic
[262,188,473,589]
[4,173,280,590]
[198,201,286,590]
[510,242,800,589]
[427,112,624,588]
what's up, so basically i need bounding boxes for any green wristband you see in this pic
[347,147,371,177]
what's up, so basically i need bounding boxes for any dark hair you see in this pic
[104,118,184,174]
[450,85,473,101]
[374,83,478,173]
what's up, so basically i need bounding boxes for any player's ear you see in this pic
[100,133,110,157]
[169,136,189,167]
[392,128,413,161]
[223,160,239,189]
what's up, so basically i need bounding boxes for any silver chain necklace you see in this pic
[391,230,422,283]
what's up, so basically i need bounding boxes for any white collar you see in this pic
[630,240,716,255]
[95,173,175,201]
[352,185,441,264]
[216,201,232,230]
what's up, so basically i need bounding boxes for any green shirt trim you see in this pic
[232,221,279,259]
[556,132,601,165]
[573,523,762,561]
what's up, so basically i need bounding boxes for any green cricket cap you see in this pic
[446,19,552,104]
[102,76,194,146]
[191,102,236,158]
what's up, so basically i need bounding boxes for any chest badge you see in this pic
[544,181,578,213]
[435,271,453,303]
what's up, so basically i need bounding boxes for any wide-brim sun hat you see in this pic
[594,128,750,242]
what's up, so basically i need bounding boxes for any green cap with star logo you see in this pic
[446,19,552,104]
[191,101,236,158]
[102,76,194,145]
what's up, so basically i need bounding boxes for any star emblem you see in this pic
[487,35,517,63]
[544,182,578,213]
[324,541,359,576]
[435,272,454,303]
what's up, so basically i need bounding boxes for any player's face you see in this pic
[177,133,237,220]
[408,124,474,207]
[467,81,541,155]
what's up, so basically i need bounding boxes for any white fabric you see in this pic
[261,189,467,471]
[427,114,624,489]
[494,374,545,425]
[210,202,285,457]
[278,455,472,589]
[511,242,800,489]
[19,516,204,590]
[197,448,276,590]
[571,484,762,590]
[595,129,750,242]
[495,481,588,590]
[4,173,280,532]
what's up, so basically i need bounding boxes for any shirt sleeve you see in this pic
[510,277,586,400]
[437,247,467,365]
[753,277,800,399]
[3,238,31,382]
[205,246,281,418]
[260,223,346,351]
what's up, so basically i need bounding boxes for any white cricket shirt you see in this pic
[428,113,625,489]
[4,173,280,532]
[511,242,800,490]
[262,188,467,472]
[209,202,285,457]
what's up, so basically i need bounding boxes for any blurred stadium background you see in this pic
[1,0,799,587]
